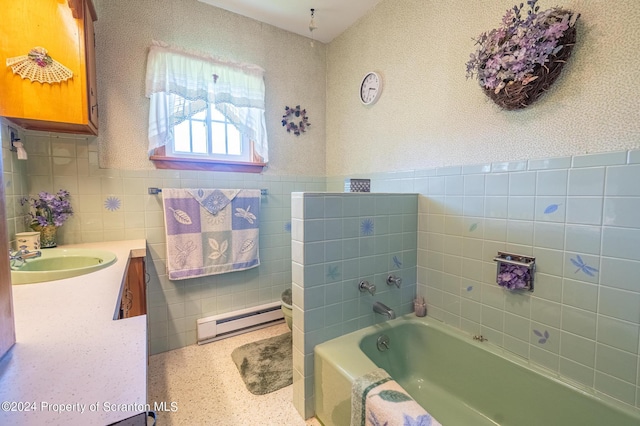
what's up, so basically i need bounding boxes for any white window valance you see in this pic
[145,40,268,162]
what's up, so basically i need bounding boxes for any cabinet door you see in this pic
[84,0,99,130]
[0,0,97,135]
[126,257,147,318]
[120,275,130,319]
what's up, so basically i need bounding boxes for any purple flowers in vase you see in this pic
[22,190,73,228]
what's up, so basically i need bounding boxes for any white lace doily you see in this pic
[6,47,73,84]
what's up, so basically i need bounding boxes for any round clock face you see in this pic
[360,72,382,105]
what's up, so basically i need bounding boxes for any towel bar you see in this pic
[148,187,267,196]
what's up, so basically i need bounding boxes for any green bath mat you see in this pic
[231,332,292,395]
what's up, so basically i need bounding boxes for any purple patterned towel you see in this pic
[162,188,260,280]
[351,368,442,426]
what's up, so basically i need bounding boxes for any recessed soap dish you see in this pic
[493,251,535,292]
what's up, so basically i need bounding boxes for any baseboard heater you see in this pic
[197,301,284,345]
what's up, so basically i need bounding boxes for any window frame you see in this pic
[150,103,266,173]
[169,104,251,161]
[150,145,267,173]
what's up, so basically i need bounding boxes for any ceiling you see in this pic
[197,0,382,43]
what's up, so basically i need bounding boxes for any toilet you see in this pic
[281,288,293,330]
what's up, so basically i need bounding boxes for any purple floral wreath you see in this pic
[281,105,310,136]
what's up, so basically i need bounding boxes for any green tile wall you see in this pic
[291,192,418,418]
[328,149,640,412]
[15,130,324,355]
[6,124,640,416]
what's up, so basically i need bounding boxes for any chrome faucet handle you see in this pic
[9,247,41,264]
[9,249,25,267]
[358,280,376,295]
[387,274,402,288]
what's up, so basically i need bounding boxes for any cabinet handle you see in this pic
[91,104,98,114]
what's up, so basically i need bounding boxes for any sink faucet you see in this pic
[9,247,42,266]
[373,301,396,320]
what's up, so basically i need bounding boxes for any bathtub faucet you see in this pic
[373,301,396,320]
[387,274,402,288]
[359,280,376,295]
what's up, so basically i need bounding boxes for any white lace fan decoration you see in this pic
[6,47,73,84]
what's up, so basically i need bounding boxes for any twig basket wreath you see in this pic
[466,0,579,110]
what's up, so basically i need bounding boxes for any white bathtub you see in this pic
[314,315,640,425]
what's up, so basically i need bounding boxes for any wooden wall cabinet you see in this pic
[0,0,98,135]
[120,257,147,319]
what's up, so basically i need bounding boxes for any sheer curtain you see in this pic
[145,40,268,162]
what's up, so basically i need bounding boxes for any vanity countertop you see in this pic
[0,240,147,425]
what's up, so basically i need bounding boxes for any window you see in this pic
[145,41,268,172]
[171,105,251,161]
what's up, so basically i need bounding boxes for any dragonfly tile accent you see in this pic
[570,255,599,277]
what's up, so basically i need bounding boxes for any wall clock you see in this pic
[359,71,382,105]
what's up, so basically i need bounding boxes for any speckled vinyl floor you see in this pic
[148,323,322,426]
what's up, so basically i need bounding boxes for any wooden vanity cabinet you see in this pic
[120,257,147,319]
[0,0,98,135]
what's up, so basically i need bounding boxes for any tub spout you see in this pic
[373,301,396,320]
